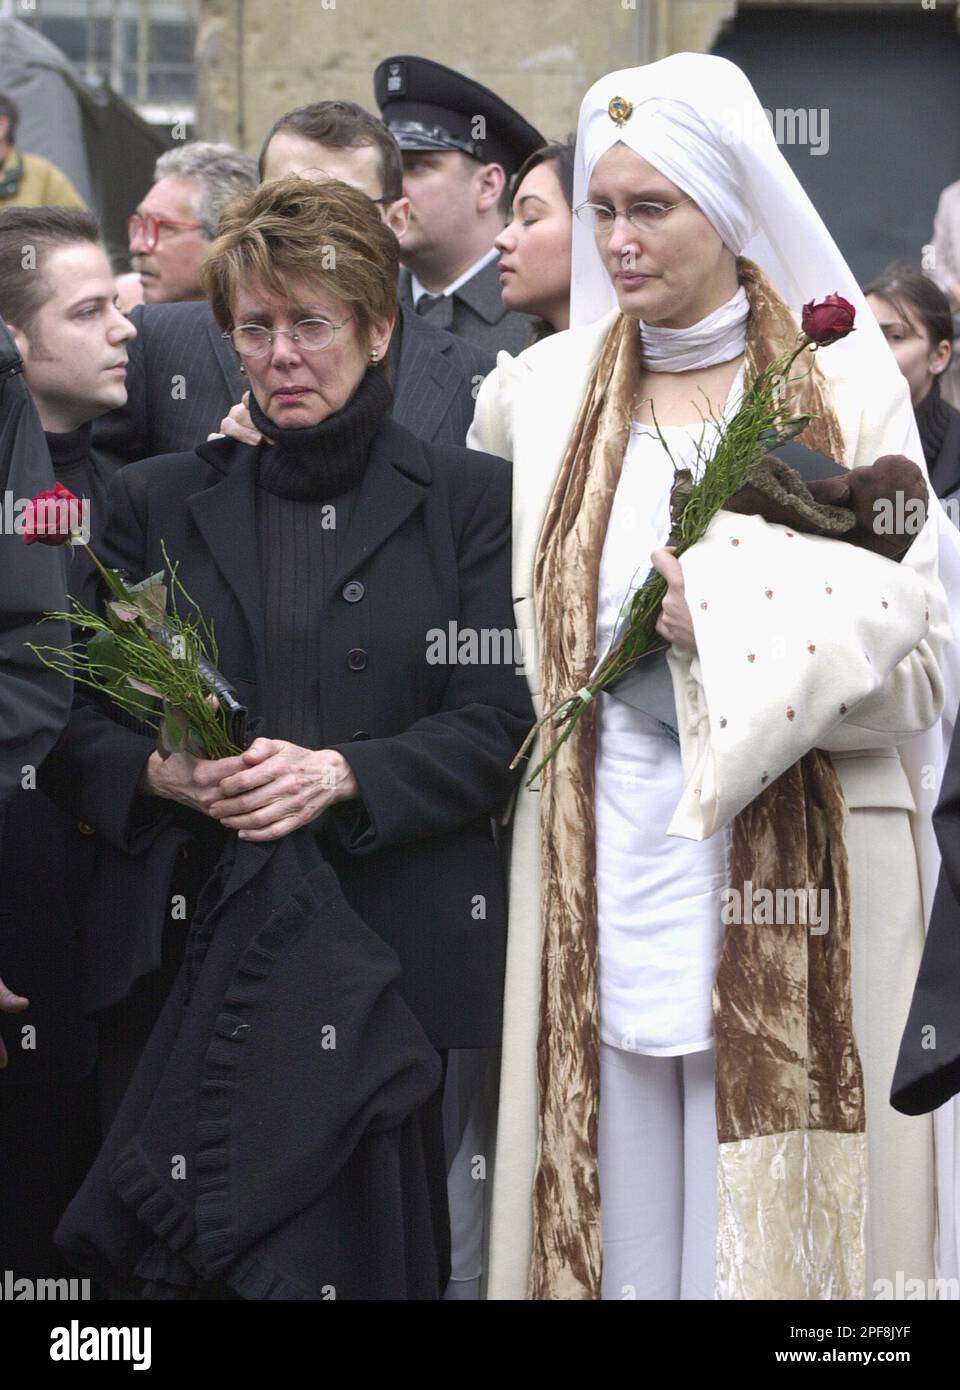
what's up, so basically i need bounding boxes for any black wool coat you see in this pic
[0,316,72,814]
[45,416,534,1049]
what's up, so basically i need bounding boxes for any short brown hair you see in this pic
[0,205,101,332]
[258,101,403,202]
[202,175,399,344]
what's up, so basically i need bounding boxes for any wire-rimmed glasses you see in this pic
[573,198,692,236]
[222,317,353,357]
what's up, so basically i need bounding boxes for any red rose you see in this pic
[801,294,856,346]
[22,481,82,546]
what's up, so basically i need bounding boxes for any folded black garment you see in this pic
[56,829,443,1300]
[892,711,960,1117]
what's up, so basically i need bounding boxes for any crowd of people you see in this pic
[1,48,960,1302]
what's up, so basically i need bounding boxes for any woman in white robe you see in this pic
[468,53,957,1300]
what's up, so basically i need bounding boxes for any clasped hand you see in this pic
[142,737,358,842]
[651,546,697,654]
[207,390,263,447]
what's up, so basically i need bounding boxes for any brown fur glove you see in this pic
[725,454,928,560]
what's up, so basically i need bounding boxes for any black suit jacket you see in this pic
[91,300,494,468]
[399,258,535,357]
[0,318,72,812]
[43,419,534,1048]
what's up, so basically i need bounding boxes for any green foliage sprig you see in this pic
[28,540,243,760]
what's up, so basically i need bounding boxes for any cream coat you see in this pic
[468,309,950,1300]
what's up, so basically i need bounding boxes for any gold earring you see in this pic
[370,350,379,361]
[239,362,246,376]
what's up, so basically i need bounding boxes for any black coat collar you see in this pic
[930,407,960,504]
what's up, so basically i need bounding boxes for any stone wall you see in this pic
[196,0,955,154]
[197,0,648,151]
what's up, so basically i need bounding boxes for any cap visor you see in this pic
[390,130,461,153]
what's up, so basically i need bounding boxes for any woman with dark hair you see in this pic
[865,263,960,511]
[495,143,575,341]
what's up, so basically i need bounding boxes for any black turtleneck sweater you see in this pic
[45,421,112,614]
[915,376,960,505]
[252,368,392,748]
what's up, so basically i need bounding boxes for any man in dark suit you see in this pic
[0,317,71,818]
[374,55,544,356]
[92,101,494,468]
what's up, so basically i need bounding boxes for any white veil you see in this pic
[570,51,960,1280]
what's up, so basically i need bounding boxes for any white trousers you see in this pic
[599,1042,719,1300]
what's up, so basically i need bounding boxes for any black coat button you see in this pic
[77,821,96,836]
[342,580,365,603]
[347,648,367,672]
[351,731,371,741]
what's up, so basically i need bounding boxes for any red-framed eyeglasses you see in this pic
[127,212,203,253]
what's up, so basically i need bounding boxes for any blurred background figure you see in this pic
[121,141,258,308]
[375,54,543,355]
[0,89,85,210]
[495,142,575,345]
[865,263,960,514]
[260,99,410,237]
[928,176,960,411]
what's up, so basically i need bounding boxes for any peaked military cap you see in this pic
[374,54,544,176]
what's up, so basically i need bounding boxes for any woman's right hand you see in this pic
[0,976,29,1068]
[207,390,264,447]
[139,748,252,816]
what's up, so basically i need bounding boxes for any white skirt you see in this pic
[596,692,730,1055]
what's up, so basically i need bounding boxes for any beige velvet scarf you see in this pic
[529,259,865,1301]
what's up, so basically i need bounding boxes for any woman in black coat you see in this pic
[47,176,533,1299]
[865,263,960,512]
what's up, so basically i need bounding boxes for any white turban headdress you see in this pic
[571,52,875,373]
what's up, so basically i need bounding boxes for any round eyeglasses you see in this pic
[573,198,692,235]
[223,317,353,357]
